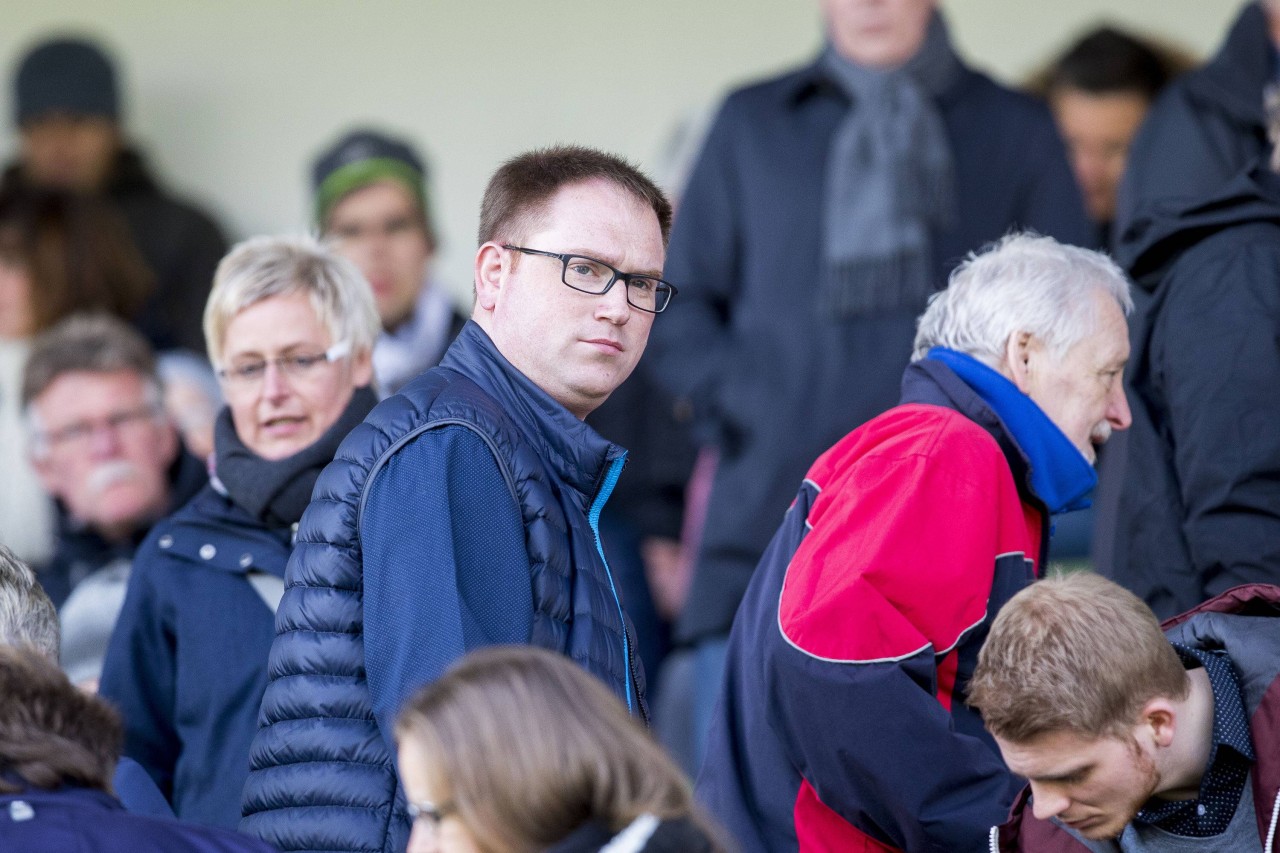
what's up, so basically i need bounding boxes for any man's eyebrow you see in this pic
[1032,763,1091,783]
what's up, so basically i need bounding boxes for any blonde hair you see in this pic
[968,572,1187,743]
[203,234,379,366]
[395,646,726,853]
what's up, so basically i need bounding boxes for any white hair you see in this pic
[0,544,59,661]
[203,234,380,366]
[912,232,1132,366]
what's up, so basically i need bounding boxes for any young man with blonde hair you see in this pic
[970,572,1280,851]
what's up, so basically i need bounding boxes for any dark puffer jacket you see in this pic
[243,323,644,853]
[1108,165,1280,619]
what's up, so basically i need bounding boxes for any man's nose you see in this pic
[87,421,123,459]
[1029,783,1071,821]
[1108,379,1132,431]
[595,280,632,323]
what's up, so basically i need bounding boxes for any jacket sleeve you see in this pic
[1157,242,1280,598]
[643,98,739,432]
[776,436,1027,851]
[362,424,533,748]
[99,534,180,801]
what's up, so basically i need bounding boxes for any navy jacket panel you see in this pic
[647,53,1091,644]
[0,787,276,853]
[1109,166,1280,618]
[99,484,289,829]
[244,322,645,853]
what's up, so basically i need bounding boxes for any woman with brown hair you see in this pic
[395,646,729,853]
[0,185,152,568]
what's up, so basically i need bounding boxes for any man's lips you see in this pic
[582,337,623,353]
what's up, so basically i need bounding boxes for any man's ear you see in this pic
[1004,330,1035,394]
[1139,697,1178,749]
[29,446,58,495]
[473,242,506,313]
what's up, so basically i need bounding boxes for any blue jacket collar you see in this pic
[926,348,1096,513]
[440,322,625,502]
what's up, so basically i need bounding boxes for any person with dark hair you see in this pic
[99,236,380,830]
[312,128,467,396]
[2,35,228,352]
[0,184,154,568]
[0,645,275,852]
[1038,26,1184,246]
[972,574,1280,851]
[244,145,675,853]
[395,646,725,853]
[22,315,206,687]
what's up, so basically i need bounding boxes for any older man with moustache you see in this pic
[244,145,676,853]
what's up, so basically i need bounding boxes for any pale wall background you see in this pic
[0,1,1247,300]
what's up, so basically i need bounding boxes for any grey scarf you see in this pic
[819,12,963,318]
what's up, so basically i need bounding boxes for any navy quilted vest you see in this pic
[243,322,646,853]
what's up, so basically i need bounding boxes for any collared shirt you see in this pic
[1133,644,1255,836]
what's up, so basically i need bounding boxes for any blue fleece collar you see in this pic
[927,348,1096,513]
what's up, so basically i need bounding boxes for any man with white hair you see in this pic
[697,232,1133,852]
[21,315,205,678]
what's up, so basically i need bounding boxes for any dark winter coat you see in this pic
[1108,165,1280,619]
[99,483,291,829]
[1114,2,1275,256]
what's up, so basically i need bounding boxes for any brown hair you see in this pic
[477,145,672,249]
[0,185,152,334]
[395,646,727,853]
[0,645,121,794]
[967,572,1188,744]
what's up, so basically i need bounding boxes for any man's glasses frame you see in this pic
[502,244,677,314]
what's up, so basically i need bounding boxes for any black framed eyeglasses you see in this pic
[502,245,677,314]
[406,798,456,830]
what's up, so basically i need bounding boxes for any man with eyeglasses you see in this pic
[244,145,675,853]
[20,314,205,677]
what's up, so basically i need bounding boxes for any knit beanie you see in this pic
[14,37,119,126]
[311,129,430,231]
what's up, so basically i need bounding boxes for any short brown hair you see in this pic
[0,185,152,334]
[968,572,1188,743]
[395,646,727,853]
[21,313,159,409]
[477,145,672,248]
[0,645,121,794]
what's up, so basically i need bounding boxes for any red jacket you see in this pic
[698,359,1047,852]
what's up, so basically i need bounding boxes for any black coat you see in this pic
[1108,164,1280,618]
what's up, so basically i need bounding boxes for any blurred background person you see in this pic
[0,644,276,853]
[313,128,466,397]
[1,35,228,353]
[0,184,151,571]
[0,542,171,818]
[22,315,206,687]
[1115,1,1280,255]
[1032,25,1189,249]
[157,349,223,461]
[645,0,1093,774]
[99,236,378,829]
[395,645,727,853]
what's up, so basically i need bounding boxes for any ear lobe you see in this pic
[473,242,505,312]
[1005,331,1034,394]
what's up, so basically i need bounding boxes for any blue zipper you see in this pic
[588,453,633,714]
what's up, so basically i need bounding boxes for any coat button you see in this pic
[9,800,34,821]
[158,535,174,549]
[199,544,217,560]
[240,553,253,568]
